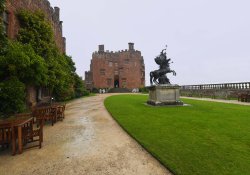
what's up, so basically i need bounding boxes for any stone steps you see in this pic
[108,88,130,93]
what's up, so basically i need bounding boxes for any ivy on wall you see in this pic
[0,0,7,54]
[0,9,88,116]
[17,10,79,100]
[0,0,5,12]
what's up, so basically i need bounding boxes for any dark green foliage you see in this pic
[16,10,86,101]
[74,74,89,98]
[139,87,149,93]
[0,25,7,55]
[17,10,57,89]
[0,41,48,85]
[0,0,5,13]
[105,95,250,175]
[0,77,25,117]
[0,0,7,54]
[0,9,87,115]
[91,88,99,93]
[0,40,48,115]
[17,10,54,58]
[51,54,75,101]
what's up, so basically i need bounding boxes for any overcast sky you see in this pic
[49,0,250,85]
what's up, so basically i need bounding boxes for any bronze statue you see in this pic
[150,46,176,85]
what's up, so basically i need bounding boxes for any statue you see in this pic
[150,45,176,85]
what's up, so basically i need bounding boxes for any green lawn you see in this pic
[104,95,250,175]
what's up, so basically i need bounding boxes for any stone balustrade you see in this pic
[181,82,250,90]
[180,82,250,99]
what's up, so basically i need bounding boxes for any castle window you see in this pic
[114,70,118,75]
[2,11,9,35]
[141,78,144,85]
[125,59,129,64]
[100,69,105,75]
[119,67,124,74]
[109,61,113,67]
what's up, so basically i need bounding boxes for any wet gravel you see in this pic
[0,94,171,175]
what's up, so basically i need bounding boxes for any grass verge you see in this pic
[104,95,250,175]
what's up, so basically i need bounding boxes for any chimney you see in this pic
[98,45,104,53]
[128,42,134,51]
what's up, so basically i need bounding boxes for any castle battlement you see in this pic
[92,43,142,59]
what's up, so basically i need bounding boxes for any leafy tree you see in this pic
[0,77,26,117]
[53,54,75,101]
[17,10,54,58]
[74,74,89,98]
[17,10,87,101]
[0,0,5,12]
[0,0,7,54]
[0,8,88,115]
[0,41,48,85]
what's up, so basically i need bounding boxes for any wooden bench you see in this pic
[32,106,57,126]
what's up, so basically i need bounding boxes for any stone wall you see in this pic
[85,43,145,90]
[181,82,250,99]
[5,0,66,53]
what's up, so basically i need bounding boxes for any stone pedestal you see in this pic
[147,85,183,106]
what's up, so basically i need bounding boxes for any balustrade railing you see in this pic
[181,82,250,90]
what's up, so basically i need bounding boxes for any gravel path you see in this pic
[0,94,171,175]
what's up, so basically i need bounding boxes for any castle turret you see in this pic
[128,42,134,51]
[53,7,60,22]
[98,45,105,53]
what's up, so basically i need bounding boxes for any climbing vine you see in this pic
[0,9,87,116]
[0,0,5,13]
[17,10,88,101]
[0,0,7,54]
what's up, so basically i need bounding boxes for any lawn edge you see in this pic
[104,95,176,175]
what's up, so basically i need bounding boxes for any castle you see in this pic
[85,43,145,91]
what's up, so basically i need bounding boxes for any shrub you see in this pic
[139,87,149,93]
[0,77,26,117]
[0,9,89,115]
[73,74,88,98]
[0,41,48,85]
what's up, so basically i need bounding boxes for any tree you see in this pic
[0,8,88,116]
[0,77,26,116]
[0,0,5,11]
[17,10,87,101]
[0,0,7,55]
[74,74,89,98]
[0,41,48,85]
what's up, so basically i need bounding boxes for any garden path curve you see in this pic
[0,94,171,175]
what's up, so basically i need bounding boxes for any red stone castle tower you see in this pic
[85,43,145,91]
